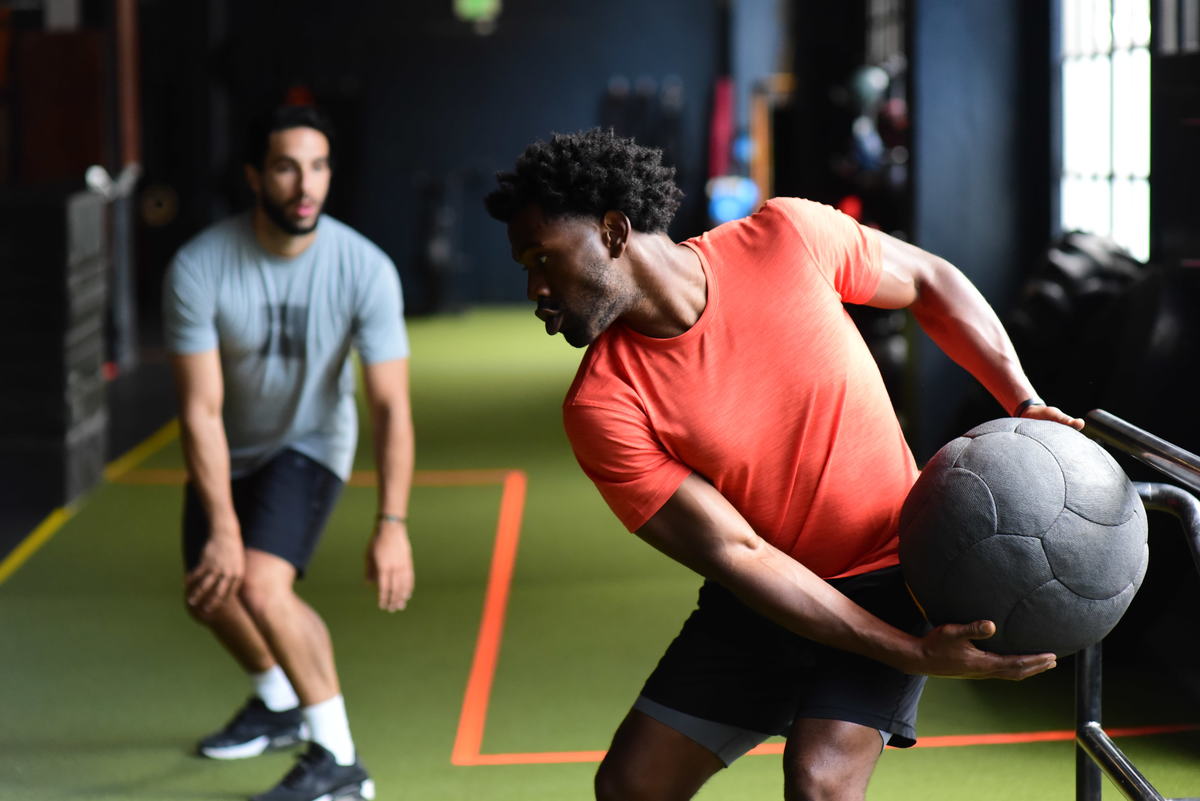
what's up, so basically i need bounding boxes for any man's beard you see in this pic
[560,257,634,348]
[261,193,321,235]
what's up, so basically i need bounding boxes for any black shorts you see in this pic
[183,449,344,578]
[640,566,930,751]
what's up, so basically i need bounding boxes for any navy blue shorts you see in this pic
[183,449,344,578]
[640,566,930,749]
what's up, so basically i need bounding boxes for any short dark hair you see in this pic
[484,128,683,233]
[243,105,335,168]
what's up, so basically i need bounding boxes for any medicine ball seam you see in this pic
[998,576,1060,650]
[1060,478,1141,527]
[1011,433,1071,537]
[934,533,1048,622]
[1043,509,1148,600]
[1022,425,1140,528]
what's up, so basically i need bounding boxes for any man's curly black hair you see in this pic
[484,128,683,233]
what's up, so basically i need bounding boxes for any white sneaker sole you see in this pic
[314,778,375,801]
[199,724,309,760]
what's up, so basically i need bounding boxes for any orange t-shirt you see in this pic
[563,198,919,579]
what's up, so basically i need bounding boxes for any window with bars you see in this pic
[1058,0,1151,262]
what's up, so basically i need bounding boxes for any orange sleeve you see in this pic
[769,198,883,304]
[563,400,693,532]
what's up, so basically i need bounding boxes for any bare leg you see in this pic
[594,709,724,801]
[783,718,885,801]
[237,548,339,705]
[186,589,276,675]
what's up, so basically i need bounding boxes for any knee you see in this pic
[183,589,234,625]
[594,759,655,801]
[785,764,861,801]
[183,595,216,624]
[238,571,291,620]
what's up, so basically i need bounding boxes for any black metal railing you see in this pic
[1076,410,1200,801]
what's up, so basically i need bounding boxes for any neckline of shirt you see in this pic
[616,238,718,349]
[241,212,323,267]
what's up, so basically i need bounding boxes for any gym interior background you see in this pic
[1,1,1199,799]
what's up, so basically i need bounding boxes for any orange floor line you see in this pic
[460,750,608,766]
[451,724,1200,767]
[451,470,528,766]
[744,722,1200,755]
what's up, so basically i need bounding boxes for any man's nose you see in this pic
[526,271,549,302]
[300,168,321,197]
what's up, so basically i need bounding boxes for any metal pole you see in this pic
[1136,481,1200,578]
[1076,641,1166,801]
[1072,414,1200,801]
[1076,643,1104,801]
[110,0,142,373]
[1077,721,1166,801]
[1084,410,1200,495]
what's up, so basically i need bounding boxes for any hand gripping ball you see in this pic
[899,418,1148,656]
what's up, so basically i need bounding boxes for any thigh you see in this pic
[640,580,812,737]
[633,696,774,766]
[643,573,927,750]
[182,450,343,577]
[243,547,300,588]
[236,451,342,577]
[596,709,724,801]
[793,567,928,747]
[783,717,885,801]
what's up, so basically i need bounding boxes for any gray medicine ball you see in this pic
[899,418,1148,656]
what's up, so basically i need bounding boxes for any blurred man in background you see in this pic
[163,105,413,801]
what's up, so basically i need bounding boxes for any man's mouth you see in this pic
[535,303,564,336]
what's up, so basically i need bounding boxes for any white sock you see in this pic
[303,694,356,765]
[251,665,300,712]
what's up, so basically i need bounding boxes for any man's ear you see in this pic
[601,210,631,258]
[244,164,261,197]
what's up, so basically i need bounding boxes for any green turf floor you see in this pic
[2,306,1198,800]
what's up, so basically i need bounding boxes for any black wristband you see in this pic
[1013,398,1045,418]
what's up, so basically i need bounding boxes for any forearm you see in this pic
[910,259,1037,415]
[371,402,414,519]
[638,475,1054,679]
[179,410,238,531]
[708,534,923,672]
[638,475,923,672]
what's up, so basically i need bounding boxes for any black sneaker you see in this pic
[250,742,374,801]
[197,697,307,760]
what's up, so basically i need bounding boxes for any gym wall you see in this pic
[909,0,1053,459]
[136,0,726,320]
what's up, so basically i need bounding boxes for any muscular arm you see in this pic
[638,474,1056,678]
[361,357,415,611]
[868,233,1082,428]
[170,349,243,612]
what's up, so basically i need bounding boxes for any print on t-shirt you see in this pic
[261,304,308,359]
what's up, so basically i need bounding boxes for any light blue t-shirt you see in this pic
[163,213,409,480]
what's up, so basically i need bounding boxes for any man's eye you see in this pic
[537,255,549,266]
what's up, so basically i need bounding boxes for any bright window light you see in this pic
[1059,0,1150,262]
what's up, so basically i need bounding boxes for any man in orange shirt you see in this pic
[485,129,1082,801]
